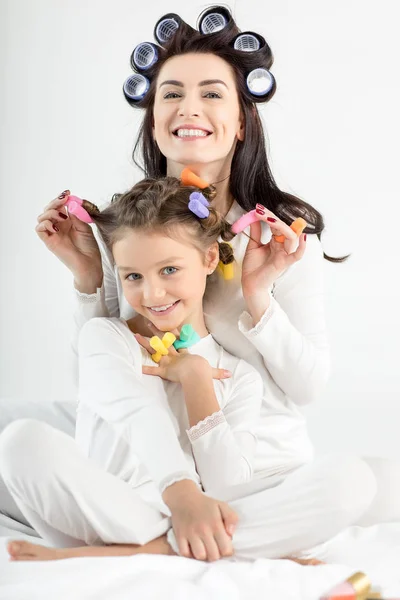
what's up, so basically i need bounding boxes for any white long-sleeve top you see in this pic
[73,200,330,479]
[77,317,263,493]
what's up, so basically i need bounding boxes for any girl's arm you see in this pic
[180,359,262,491]
[78,317,196,494]
[241,234,331,406]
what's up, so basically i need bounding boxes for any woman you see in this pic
[1,6,399,536]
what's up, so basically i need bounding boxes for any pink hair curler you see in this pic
[230,209,258,234]
[64,195,93,224]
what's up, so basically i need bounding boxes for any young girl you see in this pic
[0,177,375,563]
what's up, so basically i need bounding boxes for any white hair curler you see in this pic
[246,68,275,97]
[234,33,261,52]
[131,42,159,71]
[123,74,150,102]
[199,8,230,35]
[154,13,181,44]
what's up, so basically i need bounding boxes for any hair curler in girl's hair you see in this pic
[64,195,97,224]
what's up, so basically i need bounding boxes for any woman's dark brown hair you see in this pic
[83,177,235,266]
[126,5,346,262]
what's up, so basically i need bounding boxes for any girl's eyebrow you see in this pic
[118,257,184,271]
[159,79,228,89]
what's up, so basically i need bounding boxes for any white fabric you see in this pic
[72,203,329,478]
[0,419,377,560]
[76,317,262,494]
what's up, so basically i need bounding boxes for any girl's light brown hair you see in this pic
[83,177,235,266]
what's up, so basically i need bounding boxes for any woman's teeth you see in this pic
[175,129,209,138]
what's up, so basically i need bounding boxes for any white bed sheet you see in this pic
[1,522,400,600]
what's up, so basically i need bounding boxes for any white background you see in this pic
[0,0,398,459]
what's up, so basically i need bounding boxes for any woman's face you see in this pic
[113,226,219,333]
[153,53,244,171]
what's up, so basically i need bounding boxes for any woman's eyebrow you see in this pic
[159,79,228,89]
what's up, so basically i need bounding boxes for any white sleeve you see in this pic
[71,227,120,356]
[238,234,331,406]
[78,318,196,493]
[186,362,262,491]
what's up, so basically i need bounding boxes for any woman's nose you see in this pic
[177,94,201,118]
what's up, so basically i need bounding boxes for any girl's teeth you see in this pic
[151,303,174,312]
[176,129,208,138]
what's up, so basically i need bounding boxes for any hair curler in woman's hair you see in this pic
[154,13,182,44]
[123,73,150,104]
[198,6,233,35]
[130,42,159,71]
[246,68,275,98]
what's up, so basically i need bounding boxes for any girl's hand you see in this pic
[36,190,103,290]
[135,332,231,383]
[241,205,307,298]
[163,480,238,562]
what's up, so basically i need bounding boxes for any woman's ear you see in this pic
[205,242,220,273]
[237,111,245,141]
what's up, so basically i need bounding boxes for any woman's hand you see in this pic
[135,330,231,383]
[241,205,307,298]
[36,190,103,292]
[162,480,238,562]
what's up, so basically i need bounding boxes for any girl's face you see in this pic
[153,53,244,171]
[113,227,219,333]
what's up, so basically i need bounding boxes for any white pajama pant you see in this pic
[0,418,378,560]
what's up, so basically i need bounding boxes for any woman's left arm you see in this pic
[241,227,331,406]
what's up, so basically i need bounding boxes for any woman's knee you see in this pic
[321,454,377,519]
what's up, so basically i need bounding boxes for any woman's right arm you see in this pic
[35,191,121,355]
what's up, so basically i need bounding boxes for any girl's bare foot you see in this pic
[285,556,325,566]
[7,535,175,562]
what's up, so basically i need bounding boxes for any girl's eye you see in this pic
[162,267,178,275]
[126,273,142,281]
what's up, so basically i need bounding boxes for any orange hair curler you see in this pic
[274,217,307,243]
[181,168,210,190]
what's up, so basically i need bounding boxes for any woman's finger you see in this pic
[43,190,70,212]
[35,220,59,235]
[247,221,262,251]
[37,208,69,225]
[211,368,232,380]
[290,233,307,262]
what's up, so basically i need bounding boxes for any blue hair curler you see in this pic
[199,7,231,35]
[154,13,181,44]
[233,32,262,52]
[131,42,159,71]
[123,73,150,102]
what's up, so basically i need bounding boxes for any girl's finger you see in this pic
[177,536,192,559]
[142,365,163,377]
[211,368,232,380]
[134,333,153,354]
[189,536,207,561]
[214,529,234,558]
[202,534,220,562]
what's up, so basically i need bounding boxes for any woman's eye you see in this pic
[204,91,221,99]
[164,92,181,99]
[126,273,141,281]
[162,267,178,275]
